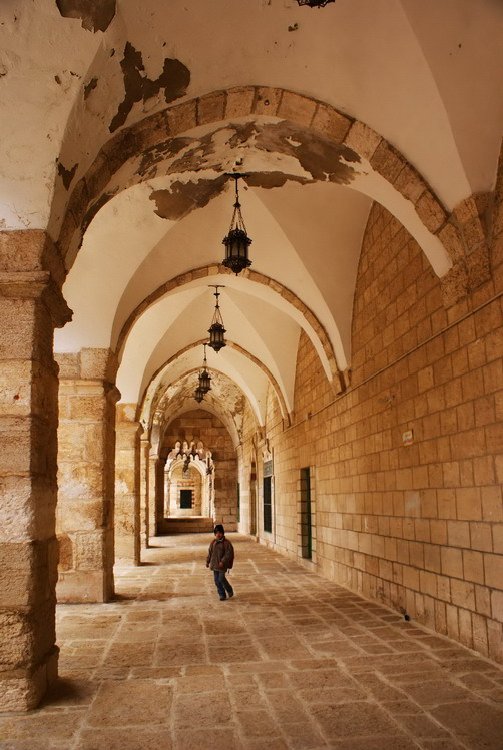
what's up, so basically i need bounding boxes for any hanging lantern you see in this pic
[208,285,226,352]
[198,367,211,394]
[194,385,204,403]
[198,343,212,394]
[222,173,252,276]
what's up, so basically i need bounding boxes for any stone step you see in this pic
[160,516,214,535]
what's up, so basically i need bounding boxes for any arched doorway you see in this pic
[159,411,238,534]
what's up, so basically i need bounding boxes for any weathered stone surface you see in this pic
[0,539,57,608]
[254,87,283,116]
[57,361,117,604]
[165,100,197,136]
[3,535,503,739]
[130,110,169,153]
[115,418,141,564]
[57,569,108,604]
[394,164,427,203]
[278,91,317,127]
[370,141,405,183]
[79,348,117,381]
[311,104,352,143]
[438,221,465,262]
[416,190,447,232]
[466,243,491,289]
[197,91,225,125]
[0,231,62,711]
[225,86,255,119]
[344,121,382,160]
[87,680,173,726]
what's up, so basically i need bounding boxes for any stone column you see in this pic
[115,405,141,564]
[140,436,150,549]
[164,463,170,516]
[148,455,159,539]
[157,458,166,528]
[0,230,71,711]
[56,349,119,603]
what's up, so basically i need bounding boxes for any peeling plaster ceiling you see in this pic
[3,0,503,445]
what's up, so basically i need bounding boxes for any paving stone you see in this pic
[236,708,283,738]
[173,692,232,728]
[2,534,503,750]
[309,702,406,738]
[329,739,422,749]
[40,677,100,707]
[172,727,240,749]
[430,701,503,749]
[78,728,173,749]
[86,680,172,727]
[398,680,473,707]
[281,721,328,749]
[298,686,368,704]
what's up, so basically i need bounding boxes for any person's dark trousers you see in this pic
[213,570,233,599]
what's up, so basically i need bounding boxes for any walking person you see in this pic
[206,524,234,601]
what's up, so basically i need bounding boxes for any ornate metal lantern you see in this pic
[208,285,226,352]
[221,173,252,275]
[198,343,211,394]
[194,385,204,403]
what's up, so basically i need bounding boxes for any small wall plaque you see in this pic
[402,430,414,446]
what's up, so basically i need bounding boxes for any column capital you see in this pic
[0,271,72,328]
[0,229,65,283]
[0,230,71,327]
[116,403,140,425]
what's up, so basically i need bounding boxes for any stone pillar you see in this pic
[115,405,141,564]
[148,455,158,539]
[56,349,119,603]
[165,467,172,517]
[157,458,166,528]
[140,436,150,549]
[0,230,71,711]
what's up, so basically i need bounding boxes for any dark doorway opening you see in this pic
[300,467,312,559]
[180,489,193,509]
[263,476,272,533]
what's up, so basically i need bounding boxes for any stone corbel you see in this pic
[0,270,72,327]
[438,195,492,306]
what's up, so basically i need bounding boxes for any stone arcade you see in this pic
[0,1,503,745]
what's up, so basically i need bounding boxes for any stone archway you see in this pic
[56,86,455,278]
[165,462,205,518]
[160,411,238,533]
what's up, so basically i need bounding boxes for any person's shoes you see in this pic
[227,590,234,598]
[219,596,226,601]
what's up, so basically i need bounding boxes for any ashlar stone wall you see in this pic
[115,404,141,564]
[252,201,503,663]
[56,349,118,603]
[0,230,70,710]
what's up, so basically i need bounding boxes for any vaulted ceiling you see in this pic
[2,0,502,437]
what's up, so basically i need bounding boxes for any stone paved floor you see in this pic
[1,534,503,749]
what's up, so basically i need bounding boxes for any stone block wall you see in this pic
[253,201,503,662]
[56,350,118,602]
[115,406,141,564]
[0,230,70,710]
[237,408,260,536]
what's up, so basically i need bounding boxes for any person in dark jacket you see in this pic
[206,524,234,601]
